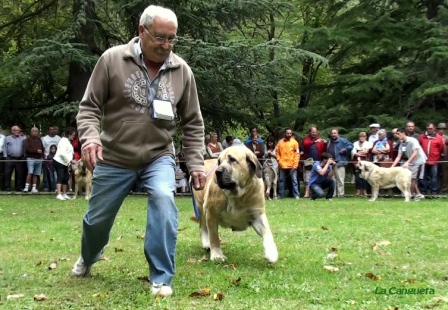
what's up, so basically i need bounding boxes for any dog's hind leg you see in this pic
[252,213,278,263]
[265,182,272,200]
[397,180,412,202]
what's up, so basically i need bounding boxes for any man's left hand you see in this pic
[190,171,206,190]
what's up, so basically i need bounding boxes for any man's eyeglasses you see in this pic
[144,26,178,45]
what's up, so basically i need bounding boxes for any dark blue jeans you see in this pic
[310,178,335,200]
[419,164,438,194]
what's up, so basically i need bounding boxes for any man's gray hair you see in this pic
[378,129,387,136]
[139,5,178,28]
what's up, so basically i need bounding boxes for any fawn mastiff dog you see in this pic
[73,159,92,200]
[192,145,278,263]
[357,160,412,202]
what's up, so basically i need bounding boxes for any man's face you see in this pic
[310,128,318,139]
[250,128,258,138]
[49,127,56,136]
[11,127,21,137]
[426,124,435,135]
[284,130,293,140]
[397,131,406,141]
[406,123,415,133]
[437,128,446,135]
[30,127,39,137]
[370,127,379,134]
[330,130,339,140]
[139,17,177,64]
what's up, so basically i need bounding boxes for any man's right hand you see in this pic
[81,143,103,172]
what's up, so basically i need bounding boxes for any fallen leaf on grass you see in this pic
[49,238,55,241]
[326,247,338,260]
[117,235,123,240]
[231,277,241,285]
[35,260,44,267]
[372,240,391,251]
[401,264,409,270]
[114,247,124,253]
[187,258,198,264]
[200,255,208,262]
[7,294,24,300]
[223,263,238,270]
[12,212,17,216]
[323,266,339,272]
[365,272,381,281]
[92,293,108,298]
[137,234,145,239]
[48,262,57,270]
[321,226,328,231]
[213,293,224,301]
[403,279,417,283]
[433,297,448,302]
[178,226,187,231]
[58,258,70,261]
[99,256,110,261]
[189,288,211,298]
[33,294,48,301]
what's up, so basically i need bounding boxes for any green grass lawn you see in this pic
[0,195,447,310]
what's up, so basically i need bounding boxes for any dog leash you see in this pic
[190,163,218,220]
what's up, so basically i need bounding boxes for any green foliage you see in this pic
[0,0,447,137]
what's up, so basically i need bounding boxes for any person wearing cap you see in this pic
[368,123,380,144]
[437,122,448,192]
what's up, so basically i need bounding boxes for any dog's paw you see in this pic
[369,199,375,202]
[264,243,278,264]
[84,196,89,201]
[210,250,227,262]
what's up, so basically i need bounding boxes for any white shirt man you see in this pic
[41,126,61,157]
[368,123,380,144]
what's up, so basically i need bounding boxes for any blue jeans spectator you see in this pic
[310,178,335,200]
[419,164,438,194]
[278,168,300,198]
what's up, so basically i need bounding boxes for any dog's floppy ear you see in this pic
[246,154,263,178]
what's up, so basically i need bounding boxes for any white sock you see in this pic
[24,183,29,189]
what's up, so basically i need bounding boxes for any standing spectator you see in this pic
[206,132,223,158]
[3,126,25,191]
[351,132,372,196]
[309,152,336,200]
[72,5,206,299]
[43,144,57,192]
[419,123,444,194]
[326,129,353,197]
[371,129,391,164]
[53,127,76,200]
[406,121,420,139]
[391,128,427,200]
[174,156,187,193]
[276,128,300,199]
[203,134,210,158]
[436,123,448,192]
[264,135,278,172]
[301,126,327,198]
[368,123,380,144]
[41,125,61,191]
[247,136,264,160]
[244,127,264,148]
[23,127,44,193]
[69,134,82,192]
[221,135,234,149]
[0,126,5,190]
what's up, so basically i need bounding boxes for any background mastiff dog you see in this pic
[192,145,278,263]
[73,159,92,200]
[357,161,411,202]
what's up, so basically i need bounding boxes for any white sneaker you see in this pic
[414,193,425,200]
[56,194,66,200]
[23,187,29,192]
[151,283,173,298]
[72,257,91,277]
[31,188,39,193]
[62,194,71,200]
